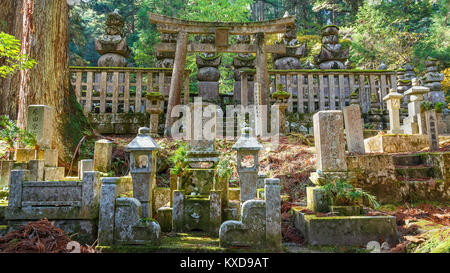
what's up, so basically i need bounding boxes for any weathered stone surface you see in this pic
[343,105,365,154]
[198,81,219,101]
[257,173,268,189]
[98,177,119,246]
[44,167,65,181]
[157,207,173,233]
[228,188,240,201]
[292,207,399,246]
[114,197,161,245]
[94,139,113,173]
[172,190,184,232]
[307,186,329,213]
[265,178,281,250]
[210,190,222,235]
[27,160,44,181]
[98,53,128,67]
[14,148,37,163]
[27,105,55,149]
[153,187,170,213]
[78,159,94,180]
[383,91,404,134]
[364,134,429,153]
[219,200,266,248]
[273,57,301,70]
[42,149,58,167]
[87,113,148,135]
[425,110,440,151]
[313,111,347,171]
[0,160,13,188]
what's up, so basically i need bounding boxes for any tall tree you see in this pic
[2,0,91,163]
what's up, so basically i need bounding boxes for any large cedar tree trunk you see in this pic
[0,0,24,119]
[2,0,91,163]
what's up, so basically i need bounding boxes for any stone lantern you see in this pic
[383,89,404,134]
[125,127,161,218]
[145,89,164,137]
[232,126,263,204]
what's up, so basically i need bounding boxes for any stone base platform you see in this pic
[292,207,399,246]
[364,134,429,153]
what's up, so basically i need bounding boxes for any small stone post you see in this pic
[265,178,281,250]
[0,160,14,188]
[425,110,440,151]
[209,190,222,235]
[8,170,29,208]
[78,159,94,180]
[94,139,113,172]
[313,111,347,172]
[172,190,184,232]
[232,126,263,205]
[343,105,365,154]
[98,177,118,246]
[383,90,404,134]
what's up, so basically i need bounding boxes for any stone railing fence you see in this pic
[240,69,397,114]
[70,67,191,115]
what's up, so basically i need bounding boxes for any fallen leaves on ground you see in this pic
[0,219,96,253]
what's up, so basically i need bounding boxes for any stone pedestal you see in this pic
[44,167,65,181]
[343,105,365,154]
[94,139,113,173]
[28,160,44,181]
[383,91,404,134]
[198,82,219,101]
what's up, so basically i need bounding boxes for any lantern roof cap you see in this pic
[232,126,263,151]
[125,127,161,152]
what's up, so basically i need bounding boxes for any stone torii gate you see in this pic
[148,12,296,136]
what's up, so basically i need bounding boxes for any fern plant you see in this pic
[169,143,189,176]
[0,115,36,160]
[320,178,380,209]
[216,156,234,178]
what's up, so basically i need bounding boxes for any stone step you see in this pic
[395,166,435,179]
[393,154,423,166]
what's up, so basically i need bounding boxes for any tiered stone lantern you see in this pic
[383,89,404,134]
[272,85,290,134]
[145,88,164,137]
[402,78,430,134]
[125,127,161,218]
[232,126,263,205]
[315,25,349,69]
[94,10,130,67]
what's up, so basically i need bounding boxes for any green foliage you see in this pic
[0,32,36,77]
[420,101,433,113]
[0,115,36,160]
[435,102,444,113]
[216,155,234,178]
[169,143,189,175]
[320,178,380,209]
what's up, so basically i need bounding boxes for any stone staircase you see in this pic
[393,154,441,202]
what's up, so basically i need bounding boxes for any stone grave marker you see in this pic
[27,105,55,149]
[343,105,365,154]
[425,110,439,151]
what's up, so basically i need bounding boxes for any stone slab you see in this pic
[44,167,65,181]
[292,207,399,246]
[364,134,429,153]
[313,111,347,172]
[343,105,365,154]
[27,105,54,149]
